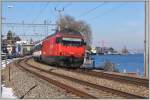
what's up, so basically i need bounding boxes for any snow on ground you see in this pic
[1,59,12,69]
[1,58,19,98]
[1,85,17,98]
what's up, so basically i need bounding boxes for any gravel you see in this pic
[28,58,149,97]
[1,60,79,99]
[22,61,124,99]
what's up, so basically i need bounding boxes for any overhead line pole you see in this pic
[55,7,64,31]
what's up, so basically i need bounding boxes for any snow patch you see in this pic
[1,58,19,98]
[1,59,13,69]
[1,85,17,98]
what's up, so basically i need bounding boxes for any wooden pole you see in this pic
[9,64,10,82]
[5,55,10,82]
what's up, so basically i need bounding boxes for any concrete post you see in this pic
[144,1,149,78]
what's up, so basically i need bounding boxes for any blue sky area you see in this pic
[2,2,145,51]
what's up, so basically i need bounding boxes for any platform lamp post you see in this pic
[7,5,13,82]
[8,5,14,32]
[44,20,47,37]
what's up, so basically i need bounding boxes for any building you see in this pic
[6,44,15,55]
[91,47,97,55]
[15,41,35,56]
[96,47,109,54]
[1,38,15,55]
[122,46,129,55]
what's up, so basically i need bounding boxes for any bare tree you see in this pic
[57,15,92,50]
[78,20,92,50]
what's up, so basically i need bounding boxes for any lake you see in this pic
[92,54,144,76]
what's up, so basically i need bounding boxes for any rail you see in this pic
[15,58,97,99]
[73,69,149,88]
[22,57,148,99]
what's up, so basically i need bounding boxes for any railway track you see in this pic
[15,58,96,99]
[15,57,148,99]
[31,57,149,88]
[69,68,149,88]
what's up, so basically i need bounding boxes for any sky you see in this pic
[2,2,145,51]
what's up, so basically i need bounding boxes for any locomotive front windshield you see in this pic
[56,37,85,46]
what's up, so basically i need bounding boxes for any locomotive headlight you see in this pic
[82,53,85,56]
[60,52,65,55]
[60,52,62,55]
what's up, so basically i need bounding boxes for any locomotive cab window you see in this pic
[34,44,42,51]
[62,37,83,46]
[81,39,86,45]
[56,38,62,43]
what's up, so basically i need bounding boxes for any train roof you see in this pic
[44,28,82,40]
[60,28,82,36]
[34,41,43,46]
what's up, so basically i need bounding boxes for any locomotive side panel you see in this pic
[49,37,56,56]
[41,36,59,65]
[44,36,57,56]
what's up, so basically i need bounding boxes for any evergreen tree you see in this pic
[7,30,13,40]
[7,30,13,44]
[30,38,33,43]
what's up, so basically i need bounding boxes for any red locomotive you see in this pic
[32,29,86,68]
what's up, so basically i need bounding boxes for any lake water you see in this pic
[92,54,144,76]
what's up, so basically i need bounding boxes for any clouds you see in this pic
[126,20,144,28]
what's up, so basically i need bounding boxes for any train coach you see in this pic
[32,29,86,68]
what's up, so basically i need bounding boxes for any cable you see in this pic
[2,34,46,36]
[78,2,106,18]
[2,23,56,26]
[90,3,125,21]
[63,2,72,9]
[55,2,60,9]
[32,2,50,24]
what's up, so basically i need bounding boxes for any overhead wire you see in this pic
[32,2,50,24]
[63,2,72,9]
[31,2,51,39]
[90,3,126,21]
[78,2,107,18]
[54,2,60,9]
